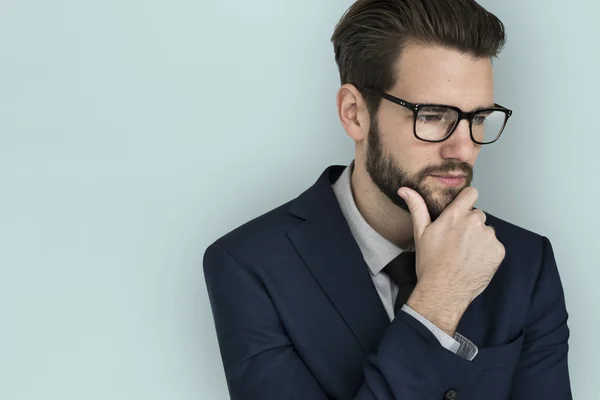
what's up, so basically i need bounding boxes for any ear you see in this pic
[336,84,370,142]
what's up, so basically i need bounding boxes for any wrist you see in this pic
[406,282,470,336]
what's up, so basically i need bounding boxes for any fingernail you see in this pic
[399,189,409,200]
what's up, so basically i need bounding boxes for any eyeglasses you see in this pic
[362,87,513,145]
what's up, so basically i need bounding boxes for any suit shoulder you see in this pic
[204,199,301,262]
[484,211,546,244]
[483,212,553,279]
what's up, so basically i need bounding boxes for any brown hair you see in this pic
[331,0,506,115]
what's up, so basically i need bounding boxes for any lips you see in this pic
[430,174,467,187]
[431,174,466,179]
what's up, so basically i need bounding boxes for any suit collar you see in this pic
[287,165,345,221]
[286,165,390,354]
[332,162,408,276]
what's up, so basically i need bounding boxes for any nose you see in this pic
[439,119,477,162]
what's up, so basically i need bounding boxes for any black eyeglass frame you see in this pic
[362,86,513,145]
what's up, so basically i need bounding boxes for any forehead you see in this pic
[391,43,494,109]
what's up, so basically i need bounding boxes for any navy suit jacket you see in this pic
[203,165,572,399]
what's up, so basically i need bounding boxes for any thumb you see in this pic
[398,187,431,240]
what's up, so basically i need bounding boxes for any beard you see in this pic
[365,117,474,222]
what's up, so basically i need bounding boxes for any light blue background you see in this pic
[1,0,597,399]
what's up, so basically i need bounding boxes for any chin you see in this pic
[422,188,462,216]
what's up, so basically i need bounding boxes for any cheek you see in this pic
[377,108,414,142]
[461,147,482,170]
[471,148,482,163]
[393,143,432,178]
[378,121,415,157]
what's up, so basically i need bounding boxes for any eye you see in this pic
[473,113,490,125]
[417,113,443,124]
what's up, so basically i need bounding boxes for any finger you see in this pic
[445,187,479,215]
[398,187,431,240]
[472,209,487,225]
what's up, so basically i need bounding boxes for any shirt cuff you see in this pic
[400,304,479,361]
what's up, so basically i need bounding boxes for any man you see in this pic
[203,0,572,399]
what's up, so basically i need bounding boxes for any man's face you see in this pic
[366,44,495,221]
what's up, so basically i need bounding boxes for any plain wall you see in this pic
[0,0,596,399]
[475,1,599,398]
[1,1,351,399]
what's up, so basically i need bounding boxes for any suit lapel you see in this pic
[287,166,390,354]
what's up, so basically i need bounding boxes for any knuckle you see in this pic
[468,212,482,225]
[497,243,506,258]
[477,210,487,222]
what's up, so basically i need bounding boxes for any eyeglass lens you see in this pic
[416,106,507,143]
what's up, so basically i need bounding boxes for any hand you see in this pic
[398,186,506,335]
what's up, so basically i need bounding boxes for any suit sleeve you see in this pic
[203,242,485,400]
[509,236,572,399]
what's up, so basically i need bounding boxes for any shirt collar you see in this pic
[332,161,409,276]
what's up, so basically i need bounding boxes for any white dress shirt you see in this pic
[332,162,478,361]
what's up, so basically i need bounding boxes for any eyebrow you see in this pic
[477,103,497,110]
[418,101,497,111]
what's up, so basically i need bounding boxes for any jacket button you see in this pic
[444,389,458,400]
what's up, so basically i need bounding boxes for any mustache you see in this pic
[418,160,473,179]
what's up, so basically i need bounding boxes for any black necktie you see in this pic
[383,251,417,314]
